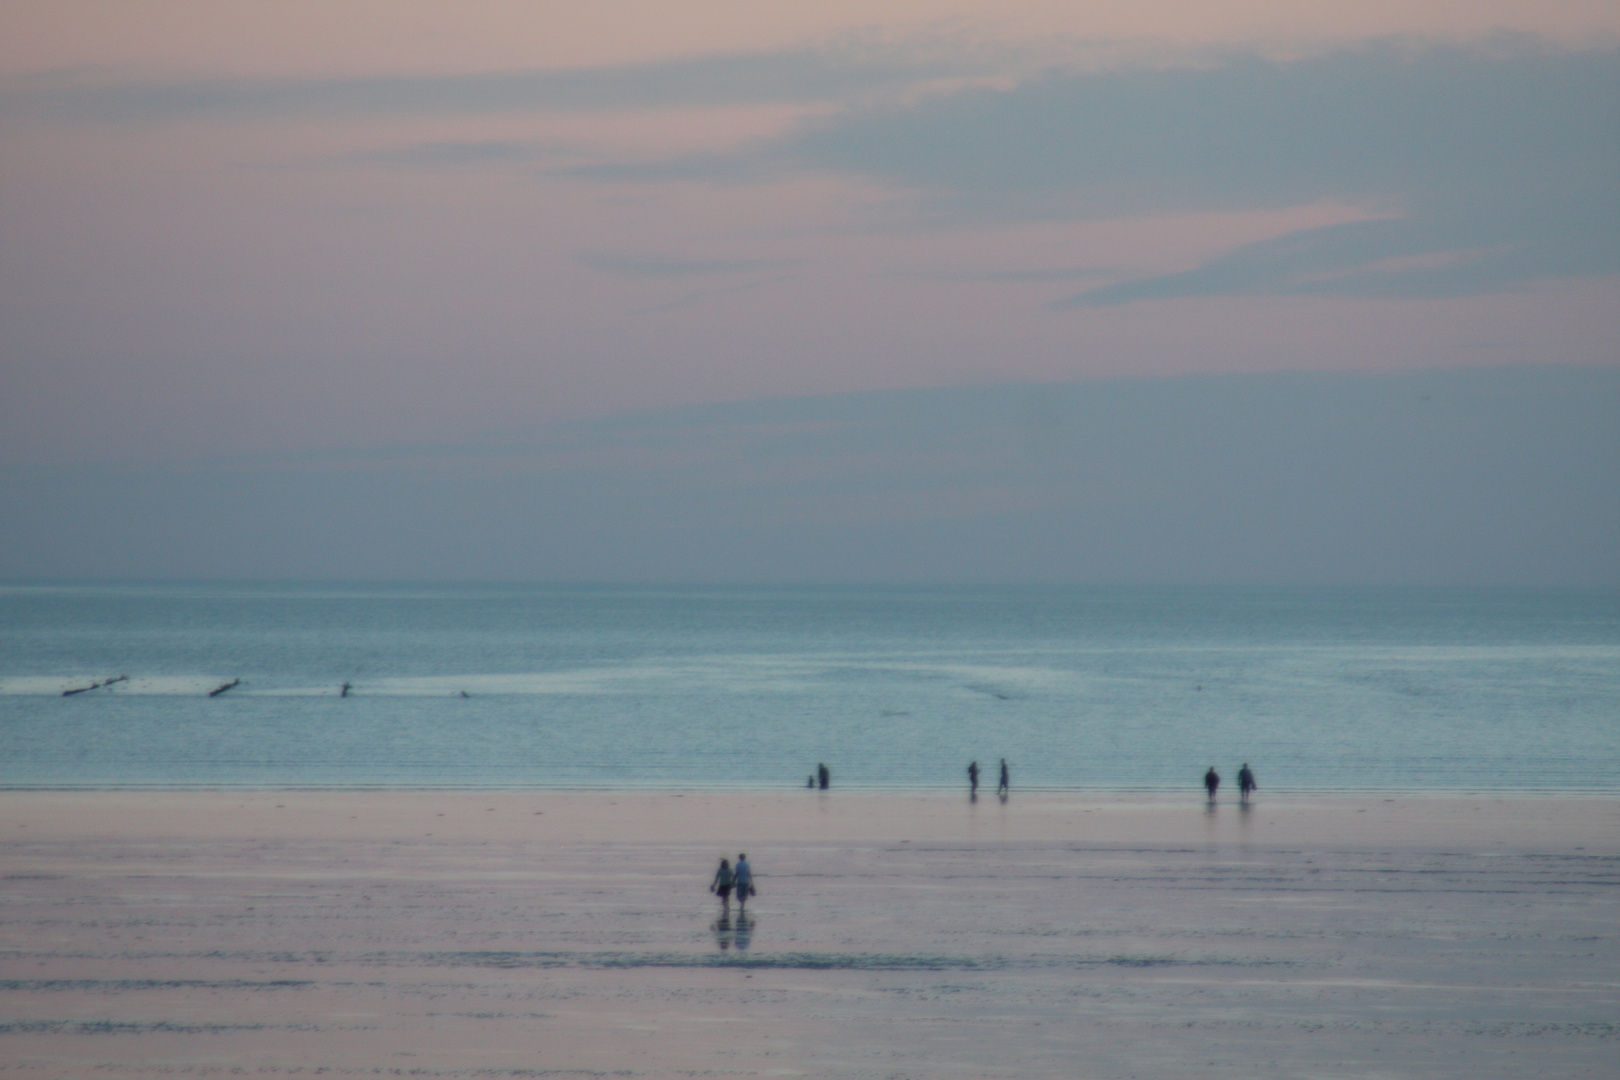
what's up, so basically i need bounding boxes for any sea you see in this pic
[1,582,1616,792]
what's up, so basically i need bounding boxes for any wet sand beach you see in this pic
[1,791,1616,1078]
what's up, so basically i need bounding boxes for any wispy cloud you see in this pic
[3,46,992,125]
[585,38,1619,301]
[6,36,1613,305]
[845,40,1618,300]
[1056,221,1529,305]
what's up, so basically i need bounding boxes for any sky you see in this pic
[2,1,1617,584]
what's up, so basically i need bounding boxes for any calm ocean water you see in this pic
[1,583,1616,792]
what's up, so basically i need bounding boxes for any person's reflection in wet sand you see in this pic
[733,914,754,951]
[711,914,733,951]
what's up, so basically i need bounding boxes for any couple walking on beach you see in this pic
[709,853,755,913]
[1204,763,1258,802]
[967,758,1010,801]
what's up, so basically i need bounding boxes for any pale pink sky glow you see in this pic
[2,2,1616,583]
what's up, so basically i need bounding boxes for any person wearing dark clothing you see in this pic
[997,759,1009,798]
[817,763,830,790]
[1238,763,1257,802]
[1204,766,1220,801]
[709,857,734,912]
[967,760,980,798]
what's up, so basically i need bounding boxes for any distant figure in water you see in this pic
[1204,766,1220,802]
[340,681,350,698]
[997,758,1010,799]
[818,763,830,790]
[1238,763,1257,803]
[807,774,815,788]
[967,760,980,799]
[709,857,734,913]
[733,853,754,912]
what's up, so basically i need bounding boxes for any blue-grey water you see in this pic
[1,583,1616,791]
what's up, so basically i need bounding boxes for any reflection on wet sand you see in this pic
[711,913,755,952]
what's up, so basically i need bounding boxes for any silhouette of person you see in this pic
[1204,766,1220,802]
[733,853,754,912]
[709,857,734,912]
[1238,763,1257,802]
[807,774,815,788]
[997,759,1009,799]
[817,763,830,790]
[967,760,979,798]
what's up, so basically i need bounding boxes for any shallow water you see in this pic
[2,582,1617,790]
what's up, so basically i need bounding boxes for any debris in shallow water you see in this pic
[208,678,241,697]
[62,675,127,697]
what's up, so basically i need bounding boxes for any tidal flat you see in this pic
[0,791,1615,1078]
